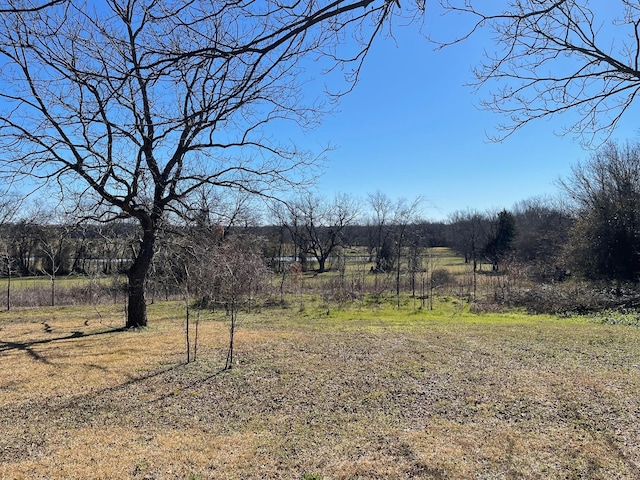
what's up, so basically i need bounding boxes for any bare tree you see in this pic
[367,190,395,271]
[389,196,423,308]
[0,0,426,327]
[559,140,640,286]
[38,220,73,307]
[207,236,270,370]
[439,1,640,142]
[447,209,488,300]
[512,196,572,281]
[7,218,42,275]
[275,192,360,273]
[447,209,488,269]
[0,191,21,310]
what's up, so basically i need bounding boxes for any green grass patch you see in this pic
[0,274,124,289]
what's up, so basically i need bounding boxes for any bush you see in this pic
[431,268,453,287]
[502,282,640,315]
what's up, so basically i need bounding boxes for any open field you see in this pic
[1,300,640,479]
[0,248,499,311]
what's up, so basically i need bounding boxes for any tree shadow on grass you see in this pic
[1,325,228,423]
[0,327,127,364]
[41,357,229,422]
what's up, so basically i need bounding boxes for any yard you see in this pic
[1,300,639,479]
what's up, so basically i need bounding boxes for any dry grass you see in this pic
[1,301,640,479]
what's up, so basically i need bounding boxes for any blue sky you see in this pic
[288,7,640,222]
[6,3,639,224]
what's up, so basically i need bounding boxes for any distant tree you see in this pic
[559,140,640,286]
[483,209,516,271]
[407,233,423,309]
[388,197,423,308]
[423,252,440,310]
[94,221,136,276]
[367,190,395,271]
[276,193,360,273]
[377,237,396,274]
[439,1,640,142]
[263,223,291,274]
[447,209,488,271]
[447,209,489,300]
[406,222,434,309]
[184,187,262,237]
[38,220,74,307]
[430,267,453,298]
[0,0,426,328]
[512,197,572,281]
[0,191,21,310]
[7,217,42,276]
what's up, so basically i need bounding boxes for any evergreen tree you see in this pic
[484,210,516,271]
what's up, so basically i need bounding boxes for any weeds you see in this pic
[587,309,640,327]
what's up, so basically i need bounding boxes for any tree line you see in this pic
[5,137,640,316]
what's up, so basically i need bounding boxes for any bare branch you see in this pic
[0,0,65,13]
[0,0,424,326]
[438,0,640,143]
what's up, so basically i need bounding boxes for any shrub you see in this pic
[431,268,453,288]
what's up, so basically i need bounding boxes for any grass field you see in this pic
[1,299,640,479]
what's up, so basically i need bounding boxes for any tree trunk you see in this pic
[50,275,55,307]
[225,305,237,370]
[6,266,10,311]
[318,256,326,273]
[126,228,155,328]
